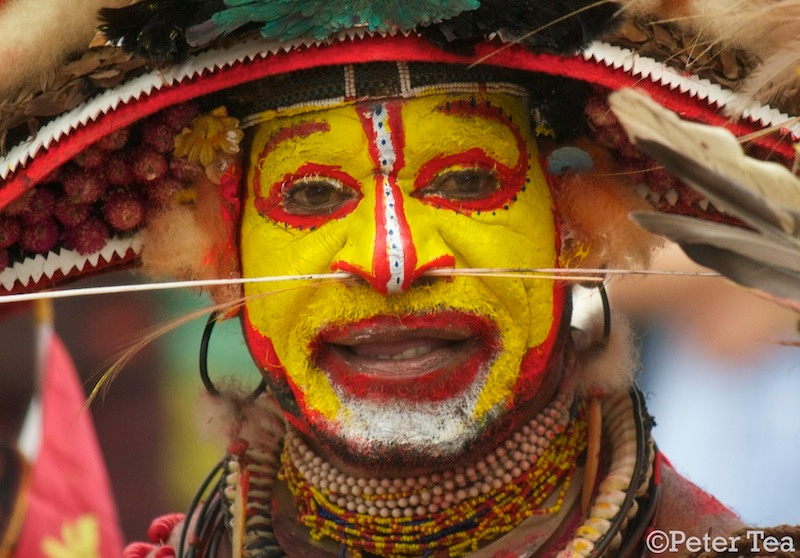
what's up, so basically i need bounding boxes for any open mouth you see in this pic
[313,312,500,402]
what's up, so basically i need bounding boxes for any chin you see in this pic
[299,349,567,474]
[307,407,516,474]
[306,366,504,471]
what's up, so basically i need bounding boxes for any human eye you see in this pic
[433,168,499,200]
[283,177,359,215]
[416,168,500,201]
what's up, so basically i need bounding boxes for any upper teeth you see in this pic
[376,346,432,360]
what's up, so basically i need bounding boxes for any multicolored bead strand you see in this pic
[279,393,587,557]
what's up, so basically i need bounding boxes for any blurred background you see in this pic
[0,242,798,542]
[612,244,800,526]
[0,269,259,542]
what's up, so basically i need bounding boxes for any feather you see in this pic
[633,138,800,242]
[108,0,618,61]
[609,88,800,237]
[99,0,222,61]
[609,88,800,309]
[726,37,800,117]
[422,0,620,54]
[201,0,481,43]
[617,0,800,113]
[631,212,800,276]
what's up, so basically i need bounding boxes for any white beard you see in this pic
[328,365,498,459]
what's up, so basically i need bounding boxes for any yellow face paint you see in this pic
[240,91,565,463]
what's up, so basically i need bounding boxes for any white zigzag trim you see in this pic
[584,41,800,138]
[0,30,372,181]
[0,234,142,291]
[2,36,795,182]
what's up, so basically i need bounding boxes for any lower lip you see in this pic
[314,313,499,402]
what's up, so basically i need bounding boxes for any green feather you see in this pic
[211,0,480,41]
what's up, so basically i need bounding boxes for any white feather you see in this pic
[609,88,800,308]
[609,88,800,231]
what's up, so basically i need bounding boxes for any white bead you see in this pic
[567,537,595,555]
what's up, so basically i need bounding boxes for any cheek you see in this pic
[240,204,352,331]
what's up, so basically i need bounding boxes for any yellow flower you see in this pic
[41,515,100,558]
[174,106,244,166]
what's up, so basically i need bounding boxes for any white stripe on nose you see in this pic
[369,104,405,294]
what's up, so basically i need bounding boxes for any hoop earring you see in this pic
[200,311,266,401]
[597,281,611,346]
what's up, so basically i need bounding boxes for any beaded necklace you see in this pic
[279,392,587,557]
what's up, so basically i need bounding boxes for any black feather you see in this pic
[98,0,222,62]
[421,0,621,55]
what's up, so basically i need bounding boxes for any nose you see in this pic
[331,176,455,295]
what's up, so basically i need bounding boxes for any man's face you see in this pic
[240,91,566,470]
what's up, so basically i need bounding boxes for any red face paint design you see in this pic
[240,91,564,472]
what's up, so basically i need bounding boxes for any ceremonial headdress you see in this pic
[1,1,796,303]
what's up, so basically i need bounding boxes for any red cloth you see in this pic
[13,329,123,557]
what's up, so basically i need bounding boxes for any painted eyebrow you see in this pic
[259,120,331,160]
[435,99,520,134]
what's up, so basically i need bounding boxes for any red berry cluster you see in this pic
[0,102,202,269]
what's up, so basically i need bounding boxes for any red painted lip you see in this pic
[313,312,500,402]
